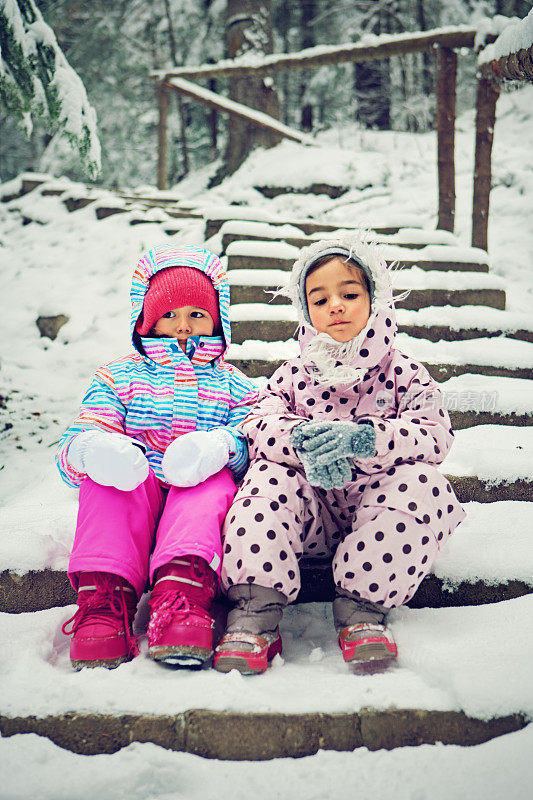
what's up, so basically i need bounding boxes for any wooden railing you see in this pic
[153,25,503,249]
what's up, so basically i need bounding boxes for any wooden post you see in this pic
[472,75,500,252]
[157,82,169,190]
[177,93,190,177]
[436,46,457,232]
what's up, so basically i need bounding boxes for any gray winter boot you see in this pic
[333,589,397,664]
[213,584,287,675]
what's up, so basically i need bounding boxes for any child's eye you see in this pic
[344,293,360,300]
[313,298,327,306]
[161,311,175,319]
[190,311,205,318]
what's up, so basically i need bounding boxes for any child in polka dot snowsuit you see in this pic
[213,233,465,674]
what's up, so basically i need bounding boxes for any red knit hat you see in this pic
[136,266,221,336]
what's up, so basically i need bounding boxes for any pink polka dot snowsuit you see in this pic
[221,242,465,610]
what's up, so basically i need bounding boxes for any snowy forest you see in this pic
[1,0,532,188]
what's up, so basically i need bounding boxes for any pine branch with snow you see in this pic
[0,0,101,178]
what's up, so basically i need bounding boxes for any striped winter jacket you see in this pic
[56,244,259,488]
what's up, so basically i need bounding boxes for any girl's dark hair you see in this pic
[306,255,371,296]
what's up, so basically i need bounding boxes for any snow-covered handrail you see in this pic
[478,10,533,82]
[164,78,317,147]
[152,25,498,81]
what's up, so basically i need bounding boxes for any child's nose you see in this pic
[329,295,344,311]
[175,316,191,331]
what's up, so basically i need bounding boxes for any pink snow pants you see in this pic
[68,467,236,598]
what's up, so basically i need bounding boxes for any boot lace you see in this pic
[62,575,139,658]
[148,591,212,643]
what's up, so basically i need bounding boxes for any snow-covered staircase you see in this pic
[1,175,532,759]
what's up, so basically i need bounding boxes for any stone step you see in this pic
[229,304,533,345]
[218,221,460,253]
[0,708,526,759]
[2,491,531,613]
[94,204,130,220]
[255,181,350,199]
[1,564,530,615]
[205,210,425,240]
[9,172,49,199]
[0,596,531,757]
[226,240,490,274]
[226,335,533,381]
[227,268,506,311]
[115,192,185,207]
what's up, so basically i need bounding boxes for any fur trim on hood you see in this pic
[279,230,405,387]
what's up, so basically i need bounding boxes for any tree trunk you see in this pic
[353,4,391,130]
[157,83,169,190]
[223,0,281,176]
[416,0,433,97]
[163,0,189,178]
[436,46,457,232]
[204,2,219,156]
[299,0,315,132]
[275,1,292,125]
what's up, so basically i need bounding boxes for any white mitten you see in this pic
[162,429,234,487]
[67,430,149,491]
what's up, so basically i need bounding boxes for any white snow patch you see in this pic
[443,425,533,483]
[396,333,533,369]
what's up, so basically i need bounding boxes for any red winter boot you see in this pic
[148,556,217,668]
[62,572,139,671]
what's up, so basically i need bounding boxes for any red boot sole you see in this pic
[213,636,282,675]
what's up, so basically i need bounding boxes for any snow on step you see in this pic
[226,241,492,271]
[220,220,461,248]
[220,220,307,239]
[309,227,460,246]
[202,205,278,224]
[396,305,533,337]
[396,334,533,371]
[228,268,289,286]
[392,268,503,291]
[383,244,490,266]
[442,425,533,485]
[227,335,533,373]
[227,240,300,260]
[227,338,299,361]
[206,207,424,232]
[1,496,531,594]
[439,374,533,418]
[229,304,298,322]
[230,302,533,340]
[1,595,532,719]
[227,268,504,293]
[2,727,532,800]
[432,501,533,588]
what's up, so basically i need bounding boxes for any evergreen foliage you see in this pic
[0,0,101,177]
[1,0,531,185]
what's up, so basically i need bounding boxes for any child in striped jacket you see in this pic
[57,244,258,671]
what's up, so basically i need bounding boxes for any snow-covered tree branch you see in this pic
[0,0,101,178]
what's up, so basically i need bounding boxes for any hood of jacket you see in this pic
[282,231,401,387]
[130,243,231,360]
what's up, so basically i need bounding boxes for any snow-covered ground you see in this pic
[0,85,532,797]
[2,724,531,800]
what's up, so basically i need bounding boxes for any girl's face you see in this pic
[152,306,214,351]
[305,257,371,342]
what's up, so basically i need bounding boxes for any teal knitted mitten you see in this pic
[291,425,353,490]
[292,421,376,465]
